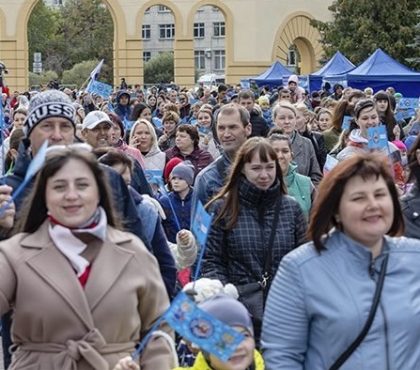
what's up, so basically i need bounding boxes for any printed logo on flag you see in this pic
[367,125,388,150]
[164,291,245,362]
[144,169,163,184]
[86,80,113,98]
[342,116,352,131]
[397,98,419,110]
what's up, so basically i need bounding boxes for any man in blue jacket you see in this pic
[0,90,176,368]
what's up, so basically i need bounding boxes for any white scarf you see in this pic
[48,207,107,277]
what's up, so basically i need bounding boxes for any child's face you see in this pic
[260,102,270,110]
[170,176,189,193]
[207,326,255,370]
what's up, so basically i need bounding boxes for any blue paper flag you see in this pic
[152,117,162,128]
[144,169,163,184]
[397,98,419,110]
[0,140,49,219]
[367,126,388,150]
[164,291,245,362]
[25,140,49,182]
[123,119,137,131]
[342,116,352,131]
[86,80,113,98]
[323,154,339,176]
[395,108,416,121]
[191,200,213,247]
[107,101,115,113]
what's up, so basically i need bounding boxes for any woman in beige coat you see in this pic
[0,146,174,369]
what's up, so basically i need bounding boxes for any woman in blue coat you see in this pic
[262,153,420,369]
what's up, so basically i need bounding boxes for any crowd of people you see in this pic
[0,75,419,369]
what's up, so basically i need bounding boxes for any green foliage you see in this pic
[61,60,108,88]
[29,70,58,89]
[28,0,114,82]
[311,0,420,68]
[144,52,174,85]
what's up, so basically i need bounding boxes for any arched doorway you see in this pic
[274,13,323,75]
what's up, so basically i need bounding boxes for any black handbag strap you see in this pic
[329,253,389,370]
[261,197,282,286]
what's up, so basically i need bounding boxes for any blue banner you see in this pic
[144,169,163,184]
[367,125,388,150]
[152,117,162,128]
[164,291,245,362]
[86,80,113,98]
[191,200,213,247]
[107,101,115,113]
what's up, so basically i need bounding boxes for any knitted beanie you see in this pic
[170,163,194,186]
[199,293,254,337]
[24,90,76,137]
[164,157,183,183]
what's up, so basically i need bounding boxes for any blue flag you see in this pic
[164,291,245,362]
[123,118,137,131]
[144,169,163,184]
[395,108,416,121]
[152,117,162,128]
[86,80,113,98]
[397,98,419,110]
[107,101,115,113]
[0,140,49,219]
[191,200,213,247]
[367,125,388,150]
[342,116,353,131]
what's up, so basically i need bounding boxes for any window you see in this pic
[143,52,151,63]
[213,22,225,37]
[145,7,150,14]
[194,23,205,38]
[142,25,151,40]
[195,51,205,70]
[287,50,296,66]
[158,5,170,12]
[214,50,225,70]
[159,24,175,39]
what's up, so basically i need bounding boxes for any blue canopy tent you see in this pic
[339,49,420,97]
[250,61,292,88]
[309,51,355,92]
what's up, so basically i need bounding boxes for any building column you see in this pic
[174,39,195,88]
[0,39,27,92]
[114,39,143,88]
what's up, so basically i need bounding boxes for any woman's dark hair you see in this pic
[407,133,420,183]
[176,124,200,148]
[129,102,150,121]
[5,128,24,170]
[374,91,397,141]
[16,148,121,233]
[330,100,355,130]
[309,153,404,251]
[207,137,286,230]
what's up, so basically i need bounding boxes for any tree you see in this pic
[59,0,114,81]
[29,70,59,90]
[28,0,114,82]
[28,1,64,73]
[61,60,104,88]
[311,0,420,68]
[144,52,174,85]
